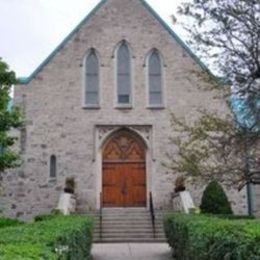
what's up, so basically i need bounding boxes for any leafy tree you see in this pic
[200,180,233,215]
[178,0,260,131]
[165,109,259,189]
[0,59,23,173]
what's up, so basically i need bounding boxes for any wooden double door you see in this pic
[102,130,146,207]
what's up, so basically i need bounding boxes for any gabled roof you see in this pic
[18,0,214,85]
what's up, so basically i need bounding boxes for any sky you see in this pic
[0,0,188,78]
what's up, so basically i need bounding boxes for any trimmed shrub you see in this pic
[34,210,61,222]
[0,215,94,260]
[0,218,22,229]
[34,214,56,222]
[200,180,233,214]
[212,214,255,220]
[164,214,260,260]
[0,244,56,260]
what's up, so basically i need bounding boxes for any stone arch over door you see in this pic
[102,129,147,207]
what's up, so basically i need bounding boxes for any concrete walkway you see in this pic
[92,243,172,260]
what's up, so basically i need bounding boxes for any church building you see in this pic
[1,0,249,219]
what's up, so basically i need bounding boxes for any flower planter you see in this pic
[172,190,195,214]
[56,192,76,215]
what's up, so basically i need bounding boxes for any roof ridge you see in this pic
[18,0,216,85]
[18,0,107,85]
[140,0,212,74]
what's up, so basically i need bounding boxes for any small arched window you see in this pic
[117,42,131,105]
[85,49,99,106]
[148,50,162,106]
[50,155,57,179]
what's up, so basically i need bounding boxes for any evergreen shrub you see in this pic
[200,180,233,214]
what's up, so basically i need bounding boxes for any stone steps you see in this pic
[90,208,166,243]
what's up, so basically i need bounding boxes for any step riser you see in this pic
[97,222,163,225]
[95,226,164,230]
[95,234,165,238]
[98,220,163,222]
[94,239,166,243]
[98,222,162,226]
[94,231,165,235]
[97,227,163,231]
[99,218,163,222]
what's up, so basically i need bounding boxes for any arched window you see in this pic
[85,49,99,106]
[50,155,57,179]
[117,42,131,105]
[148,50,162,106]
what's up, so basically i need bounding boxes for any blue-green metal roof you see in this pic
[18,0,215,85]
[140,0,212,74]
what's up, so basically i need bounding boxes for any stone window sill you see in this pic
[82,105,101,109]
[48,178,57,186]
[146,105,165,110]
[115,104,133,109]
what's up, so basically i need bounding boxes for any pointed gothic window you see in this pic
[117,42,131,105]
[85,49,99,106]
[148,50,163,106]
[50,155,57,179]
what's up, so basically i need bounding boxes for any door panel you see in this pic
[103,164,124,207]
[124,163,146,207]
[102,131,146,207]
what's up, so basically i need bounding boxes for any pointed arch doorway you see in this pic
[102,130,146,207]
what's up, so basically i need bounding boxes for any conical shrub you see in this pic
[200,180,233,215]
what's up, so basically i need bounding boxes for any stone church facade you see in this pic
[1,0,250,220]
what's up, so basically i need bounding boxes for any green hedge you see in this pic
[0,218,23,229]
[34,212,61,222]
[164,214,260,260]
[208,214,255,220]
[0,216,94,260]
[0,244,56,260]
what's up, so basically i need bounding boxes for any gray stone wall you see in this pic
[0,0,248,220]
[252,139,260,217]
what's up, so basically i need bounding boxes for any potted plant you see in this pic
[172,176,196,213]
[57,177,76,215]
[64,177,75,194]
[174,176,186,193]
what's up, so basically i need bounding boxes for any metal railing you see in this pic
[99,192,103,240]
[149,192,156,238]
